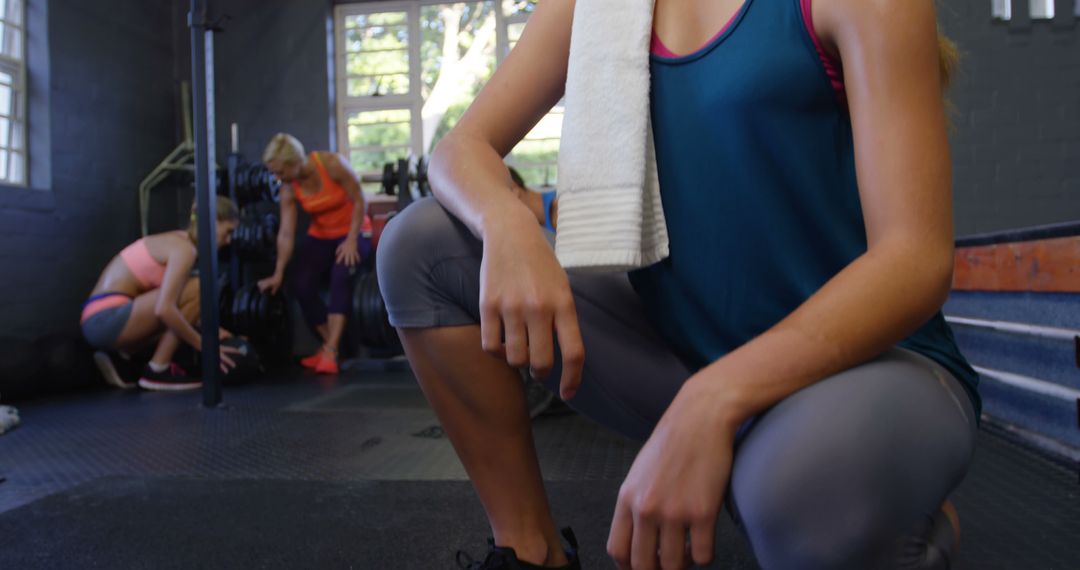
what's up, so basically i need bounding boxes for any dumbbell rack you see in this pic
[219,152,292,365]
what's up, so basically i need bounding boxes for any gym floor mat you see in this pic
[0,370,1077,568]
[0,477,756,569]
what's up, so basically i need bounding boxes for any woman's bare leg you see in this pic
[148,278,200,365]
[400,325,568,567]
[325,314,346,353]
[111,279,200,364]
[315,323,330,344]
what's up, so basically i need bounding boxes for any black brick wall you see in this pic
[0,0,177,340]
[941,0,1079,235]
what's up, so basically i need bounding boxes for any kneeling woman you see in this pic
[81,196,240,391]
[260,133,372,374]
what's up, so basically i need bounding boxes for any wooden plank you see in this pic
[953,236,1080,292]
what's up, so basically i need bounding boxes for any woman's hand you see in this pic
[479,217,584,400]
[336,238,360,267]
[607,379,739,570]
[219,344,240,373]
[257,273,284,295]
[219,327,232,340]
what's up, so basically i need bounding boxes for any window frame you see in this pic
[332,0,560,188]
[0,0,28,187]
[992,0,1070,21]
[334,1,424,181]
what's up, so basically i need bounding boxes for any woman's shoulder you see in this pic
[145,231,196,261]
[314,150,349,171]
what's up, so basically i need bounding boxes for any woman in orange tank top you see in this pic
[82,196,241,391]
[260,133,373,374]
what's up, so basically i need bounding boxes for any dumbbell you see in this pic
[368,156,432,199]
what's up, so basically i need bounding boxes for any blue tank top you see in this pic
[628,0,981,413]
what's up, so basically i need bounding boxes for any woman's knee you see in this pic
[734,478,894,569]
[179,278,201,319]
[180,277,200,301]
[291,269,322,301]
[730,354,974,569]
[376,197,474,300]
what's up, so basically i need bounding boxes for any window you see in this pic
[0,0,25,185]
[334,0,560,191]
[992,0,1062,20]
[992,0,1012,20]
[499,0,559,186]
[1029,0,1054,19]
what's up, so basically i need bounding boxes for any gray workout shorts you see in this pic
[81,302,134,350]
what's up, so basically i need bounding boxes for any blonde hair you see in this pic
[937,32,958,91]
[187,195,239,243]
[263,133,305,165]
[937,30,960,128]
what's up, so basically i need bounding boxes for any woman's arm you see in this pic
[689,0,955,428]
[153,240,201,349]
[427,0,584,396]
[323,152,367,238]
[259,186,298,294]
[323,152,368,266]
[607,1,955,567]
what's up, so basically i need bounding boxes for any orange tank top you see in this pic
[291,152,372,239]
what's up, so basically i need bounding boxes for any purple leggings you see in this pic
[292,234,372,329]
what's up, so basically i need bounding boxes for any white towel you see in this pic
[555,0,667,272]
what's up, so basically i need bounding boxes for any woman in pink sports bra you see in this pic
[81,195,240,391]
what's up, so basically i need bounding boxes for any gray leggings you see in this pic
[378,198,977,569]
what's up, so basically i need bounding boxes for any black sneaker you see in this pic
[456,527,580,570]
[137,363,201,391]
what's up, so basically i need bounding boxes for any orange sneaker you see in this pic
[314,353,339,374]
[300,352,324,369]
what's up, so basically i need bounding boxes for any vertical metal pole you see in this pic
[226,148,241,291]
[325,10,337,153]
[190,0,222,407]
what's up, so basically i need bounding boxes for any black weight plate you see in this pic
[266,176,281,203]
[382,163,396,196]
[241,223,254,255]
[252,225,265,257]
[219,285,233,331]
[231,285,248,335]
[256,291,269,330]
[264,293,284,332]
[416,156,431,197]
[368,274,385,348]
[375,286,393,348]
[359,272,375,346]
[239,285,253,336]
[355,273,367,339]
[246,285,260,336]
[248,223,260,255]
[365,273,379,347]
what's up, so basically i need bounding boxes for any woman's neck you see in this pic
[297,156,316,183]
